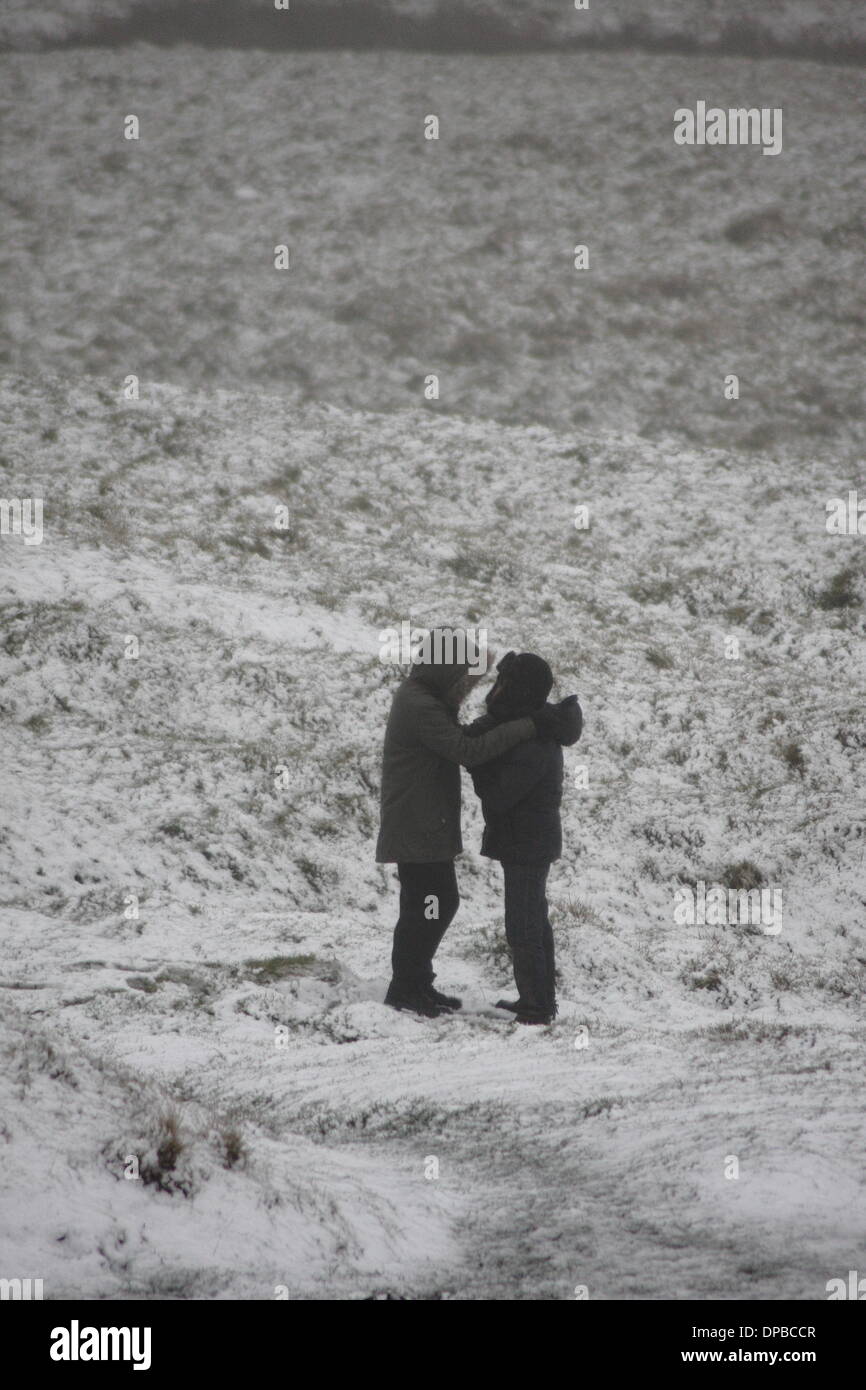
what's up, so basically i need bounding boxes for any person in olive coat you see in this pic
[376,630,577,1017]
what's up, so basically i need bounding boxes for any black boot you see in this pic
[384,981,444,1018]
[423,984,462,1011]
[515,1005,555,1026]
[495,998,521,1013]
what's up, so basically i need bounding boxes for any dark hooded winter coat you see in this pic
[375,657,535,864]
[469,699,583,864]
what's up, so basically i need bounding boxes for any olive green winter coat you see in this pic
[375,660,534,864]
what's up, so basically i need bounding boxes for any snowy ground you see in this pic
[1,46,864,462]
[1,370,864,1298]
[3,0,866,56]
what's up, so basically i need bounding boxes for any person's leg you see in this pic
[539,865,556,1016]
[423,860,459,988]
[502,863,549,1017]
[390,861,458,994]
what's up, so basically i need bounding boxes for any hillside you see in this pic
[3,0,866,60]
[2,45,865,464]
[1,369,864,1298]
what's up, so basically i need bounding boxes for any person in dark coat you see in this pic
[376,630,578,1017]
[468,652,583,1025]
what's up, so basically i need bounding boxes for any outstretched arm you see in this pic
[413,697,534,768]
[464,712,496,738]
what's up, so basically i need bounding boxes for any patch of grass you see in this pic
[723,207,784,246]
[309,588,341,610]
[644,821,705,853]
[446,547,500,585]
[629,577,678,605]
[580,1095,625,1120]
[694,1019,808,1043]
[137,1106,190,1194]
[748,609,777,635]
[214,1122,246,1171]
[815,566,861,611]
[305,1097,508,1142]
[687,965,724,992]
[720,860,764,891]
[154,415,193,458]
[645,646,674,670]
[460,922,512,978]
[157,819,190,840]
[758,707,784,732]
[126,975,159,994]
[223,532,272,559]
[638,855,662,882]
[725,604,751,625]
[769,968,798,992]
[295,857,336,892]
[155,1116,183,1172]
[155,966,213,1004]
[554,897,609,932]
[311,816,341,838]
[242,954,318,984]
[86,498,132,547]
[779,739,806,776]
[23,712,51,733]
[266,464,301,489]
[8,1032,78,1092]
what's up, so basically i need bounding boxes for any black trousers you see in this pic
[391,860,460,990]
[502,862,555,1015]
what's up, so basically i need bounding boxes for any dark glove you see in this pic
[531,695,582,744]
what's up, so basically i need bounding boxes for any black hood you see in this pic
[486,651,553,719]
[409,628,479,698]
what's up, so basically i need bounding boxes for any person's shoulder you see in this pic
[397,676,433,702]
[398,678,452,722]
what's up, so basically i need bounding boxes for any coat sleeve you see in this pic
[464,713,496,738]
[413,696,534,768]
[471,743,548,813]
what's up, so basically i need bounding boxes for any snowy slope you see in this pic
[1,369,864,1298]
[3,0,866,56]
[2,45,864,464]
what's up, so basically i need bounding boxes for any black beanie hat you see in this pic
[488,651,553,716]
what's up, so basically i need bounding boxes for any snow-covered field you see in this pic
[1,3,864,1301]
[1,368,864,1299]
[1,46,864,461]
[3,0,866,56]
